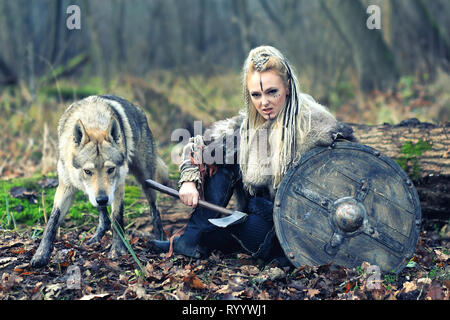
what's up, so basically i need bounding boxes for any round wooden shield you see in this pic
[273,141,421,273]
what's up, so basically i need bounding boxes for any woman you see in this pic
[151,46,355,265]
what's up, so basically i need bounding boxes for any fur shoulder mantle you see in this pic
[203,100,356,159]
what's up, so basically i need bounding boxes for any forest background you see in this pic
[0,0,449,180]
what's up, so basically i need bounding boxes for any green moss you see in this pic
[0,174,154,230]
[395,140,432,180]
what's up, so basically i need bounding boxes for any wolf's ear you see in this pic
[107,117,121,144]
[74,119,89,146]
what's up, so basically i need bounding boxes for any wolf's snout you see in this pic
[96,195,109,206]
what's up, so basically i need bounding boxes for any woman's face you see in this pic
[247,70,289,121]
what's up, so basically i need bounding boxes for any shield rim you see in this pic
[273,141,422,273]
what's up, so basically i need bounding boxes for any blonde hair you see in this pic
[239,46,312,190]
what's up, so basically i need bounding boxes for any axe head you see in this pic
[208,210,248,228]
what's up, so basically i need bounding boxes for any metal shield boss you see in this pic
[273,141,421,273]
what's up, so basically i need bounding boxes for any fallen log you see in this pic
[348,118,450,219]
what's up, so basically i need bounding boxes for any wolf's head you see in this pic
[72,117,127,207]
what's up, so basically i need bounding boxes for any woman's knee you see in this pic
[203,164,241,206]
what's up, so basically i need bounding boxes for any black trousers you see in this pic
[185,164,287,263]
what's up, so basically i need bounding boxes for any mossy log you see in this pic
[348,118,450,219]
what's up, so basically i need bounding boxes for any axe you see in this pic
[145,179,248,227]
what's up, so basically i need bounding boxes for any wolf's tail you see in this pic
[155,156,169,185]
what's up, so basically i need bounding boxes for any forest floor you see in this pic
[0,185,449,301]
[1,65,449,302]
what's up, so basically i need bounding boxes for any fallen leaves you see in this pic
[0,216,448,300]
[80,293,110,300]
[402,281,417,294]
[9,246,26,255]
[44,283,64,299]
[184,271,206,290]
[306,288,320,299]
[1,272,23,291]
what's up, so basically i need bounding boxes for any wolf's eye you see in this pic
[107,167,115,175]
[84,169,93,176]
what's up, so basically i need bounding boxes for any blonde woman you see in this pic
[151,46,355,265]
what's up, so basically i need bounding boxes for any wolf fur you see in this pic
[30,95,168,268]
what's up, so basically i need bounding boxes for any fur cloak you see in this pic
[179,94,356,208]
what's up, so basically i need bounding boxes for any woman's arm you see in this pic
[177,115,244,206]
[178,135,204,207]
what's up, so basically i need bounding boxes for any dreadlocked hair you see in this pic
[239,45,313,191]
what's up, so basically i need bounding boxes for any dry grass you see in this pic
[0,71,448,180]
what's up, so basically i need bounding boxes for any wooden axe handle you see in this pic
[146,179,234,216]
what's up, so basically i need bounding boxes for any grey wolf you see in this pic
[31,95,168,267]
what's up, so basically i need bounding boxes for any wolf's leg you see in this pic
[142,186,165,241]
[108,182,128,258]
[129,144,166,241]
[30,183,76,267]
[86,206,110,245]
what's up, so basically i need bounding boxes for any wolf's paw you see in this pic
[108,241,129,259]
[30,253,50,268]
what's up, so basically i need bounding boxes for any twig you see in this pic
[163,292,180,300]
[417,286,424,300]
[253,284,263,295]
[337,274,365,289]
[148,286,179,294]
[229,273,252,278]
[41,190,48,224]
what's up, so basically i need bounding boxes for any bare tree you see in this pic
[114,0,127,72]
[321,0,398,92]
[50,0,63,65]
[231,0,253,59]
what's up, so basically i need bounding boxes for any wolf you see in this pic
[30,95,168,267]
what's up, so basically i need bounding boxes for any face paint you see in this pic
[248,70,289,121]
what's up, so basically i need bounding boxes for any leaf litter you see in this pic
[0,214,448,300]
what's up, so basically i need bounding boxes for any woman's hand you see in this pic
[179,181,199,207]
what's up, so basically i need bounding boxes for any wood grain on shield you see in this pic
[274,141,421,273]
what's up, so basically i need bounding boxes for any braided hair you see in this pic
[239,46,312,190]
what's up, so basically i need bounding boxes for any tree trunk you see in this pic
[197,0,207,54]
[231,0,252,59]
[411,0,450,73]
[322,0,398,92]
[50,0,63,65]
[115,0,127,72]
[0,56,17,86]
[348,119,450,219]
